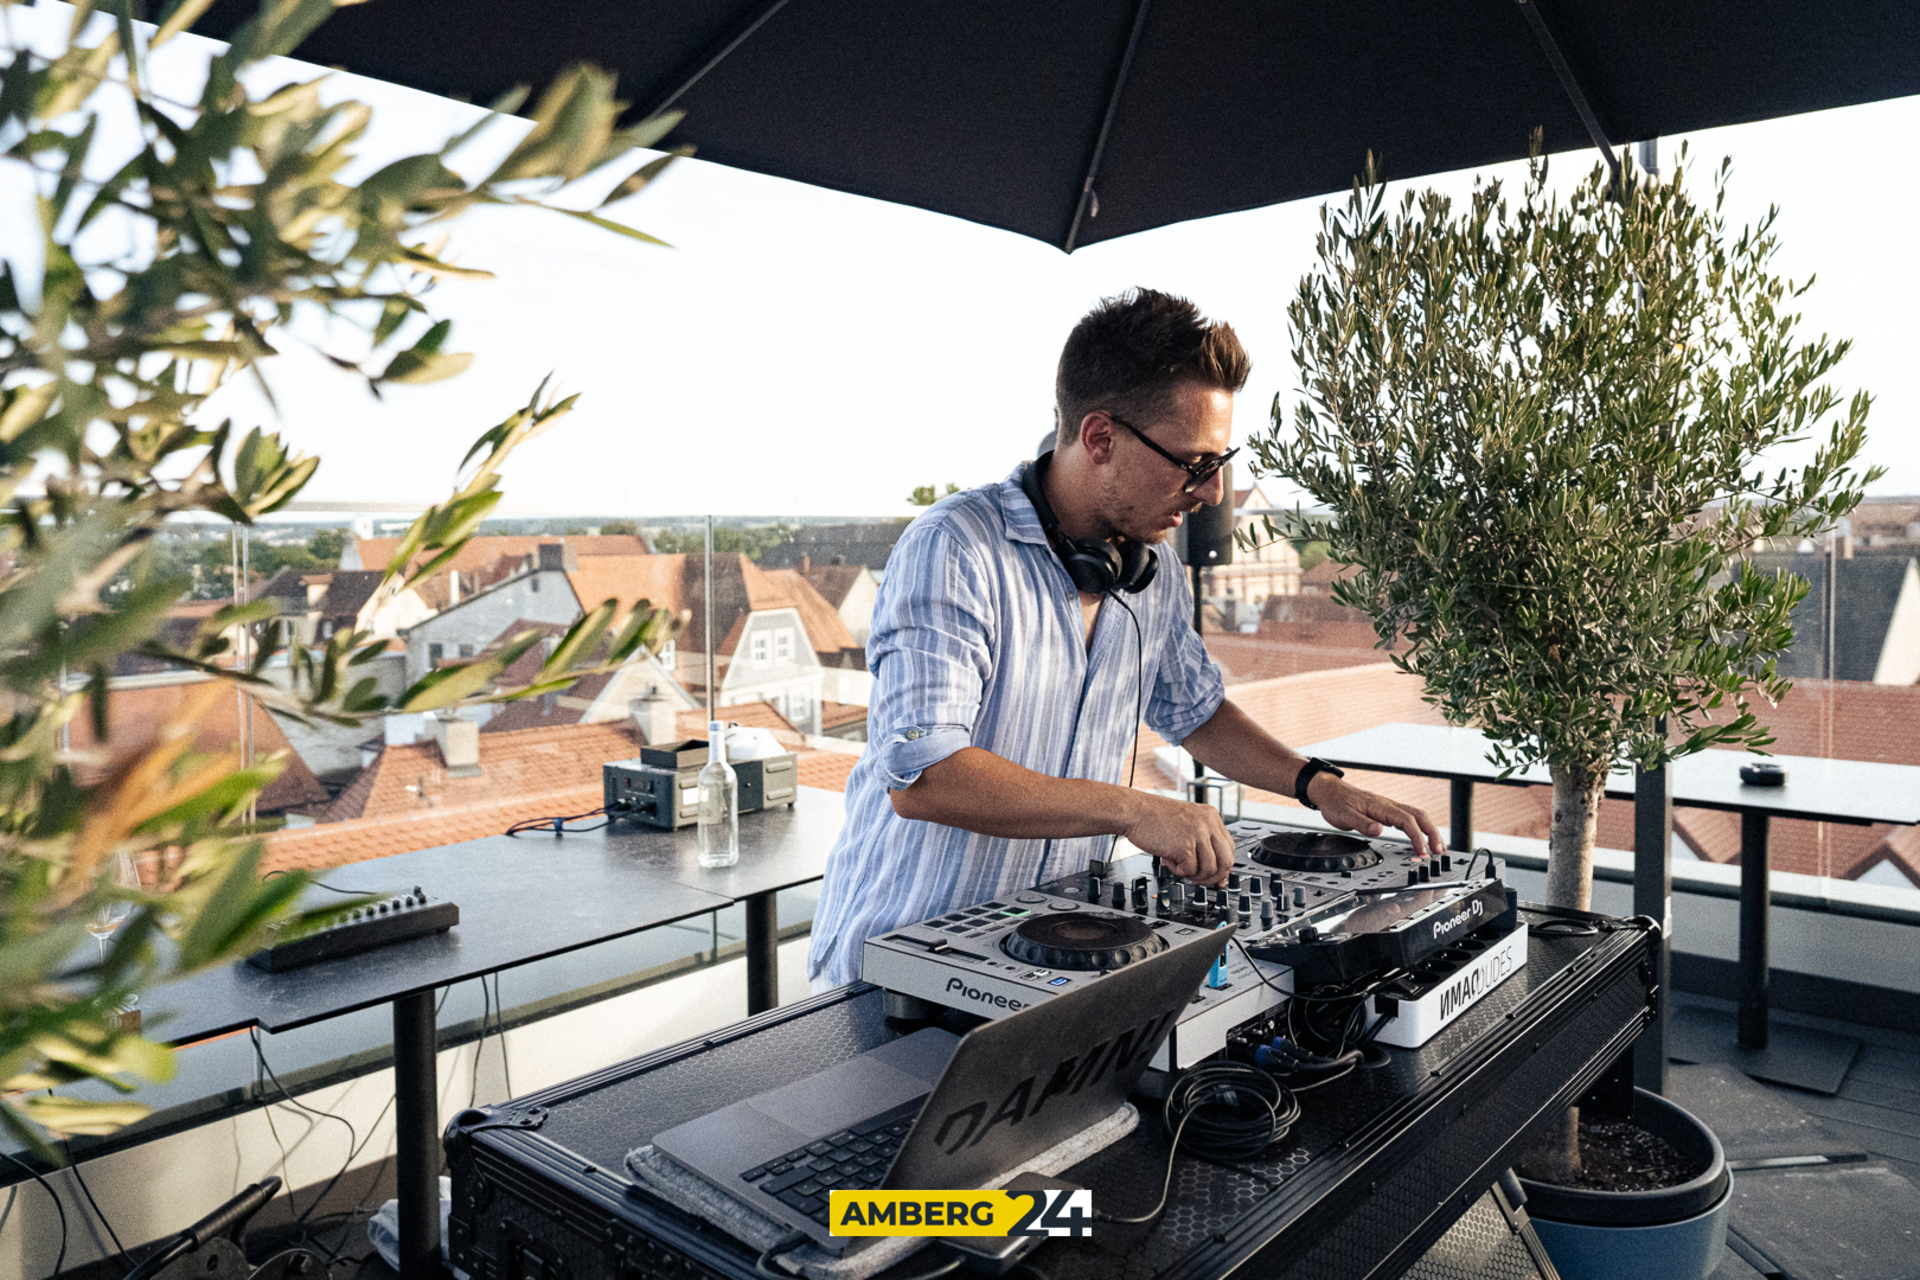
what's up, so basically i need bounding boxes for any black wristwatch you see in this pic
[1294,757,1345,810]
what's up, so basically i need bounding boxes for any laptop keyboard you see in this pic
[739,1097,926,1224]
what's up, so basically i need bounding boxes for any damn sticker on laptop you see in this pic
[829,1189,1093,1237]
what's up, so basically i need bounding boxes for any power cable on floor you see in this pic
[1,1151,67,1277]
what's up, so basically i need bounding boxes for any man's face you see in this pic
[1096,382,1235,545]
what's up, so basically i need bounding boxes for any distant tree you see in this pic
[308,527,347,566]
[1293,540,1330,572]
[909,483,961,506]
[652,525,793,560]
[598,519,640,536]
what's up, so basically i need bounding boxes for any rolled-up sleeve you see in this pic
[870,528,996,790]
[1145,577,1226,746]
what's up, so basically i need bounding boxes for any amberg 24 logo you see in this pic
[830,1187,1094,1237]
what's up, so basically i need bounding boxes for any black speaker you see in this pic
[1174,461,1234,567]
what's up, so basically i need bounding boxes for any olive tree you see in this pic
[0,0,681,1151]
[1249,151,1877,1170]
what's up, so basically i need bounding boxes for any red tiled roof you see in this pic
[800,564,868,610]
[321,721,641,825]
[819,701,868,732]
[72,680,330,814]
[349,534,649,575]
[263,708,853,872]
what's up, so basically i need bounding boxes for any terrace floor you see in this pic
[214,994,1920,1280]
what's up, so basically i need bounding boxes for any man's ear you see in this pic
[1080,411,1118,464]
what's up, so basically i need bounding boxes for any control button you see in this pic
[1015,894,1045,904]
[1048,976,1071,986]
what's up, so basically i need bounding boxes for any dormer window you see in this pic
[775,628,795,662]
[751,632,770,666]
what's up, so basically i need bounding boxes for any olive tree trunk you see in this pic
[1520,762,1608,1184]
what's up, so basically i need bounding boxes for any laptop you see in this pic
[651,928,1229,1253]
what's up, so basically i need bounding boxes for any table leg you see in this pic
[745,891,779,1016]
[1449,779,1474,853]
[393,990,444,1280]
[1739,812,1771,1051]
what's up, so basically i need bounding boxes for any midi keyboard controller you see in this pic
[862,819,1526,1068]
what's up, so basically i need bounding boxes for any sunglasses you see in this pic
[1108,413,1239,494]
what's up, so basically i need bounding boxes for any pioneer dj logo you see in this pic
[945,978,1025,1011]
[1430,900,1483,941]
[926,1008,1176,1156]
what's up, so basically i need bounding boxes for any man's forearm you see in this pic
[1181,699,1310,798]
[890,746,1238,881]
[1181,698,1443,857]
[889,746,1145,838]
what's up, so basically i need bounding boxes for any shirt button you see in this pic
[904,728,923,740]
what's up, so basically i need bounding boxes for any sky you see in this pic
[5,3,1919,519]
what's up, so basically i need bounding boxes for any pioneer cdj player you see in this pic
[861,818,1526,1069]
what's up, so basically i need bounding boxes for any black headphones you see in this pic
[1020,452,1158,595]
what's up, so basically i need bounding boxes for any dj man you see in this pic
[807,289,1439,988]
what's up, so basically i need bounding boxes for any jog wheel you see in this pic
[1000,913,1167,971]
[1252,830,1381,873]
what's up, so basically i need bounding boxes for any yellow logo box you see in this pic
[829,1189,1094,1237]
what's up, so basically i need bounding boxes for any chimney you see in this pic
[448,569,461,605]
[428,713,481,778]
[630,690,679,746]
[537,542,579,572]
[799,554,810,575]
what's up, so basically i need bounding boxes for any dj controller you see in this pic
[862,818,1527,1070]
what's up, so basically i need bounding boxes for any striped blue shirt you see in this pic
[806,464,1226,986]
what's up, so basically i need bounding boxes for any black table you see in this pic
[446,905,1657,1280]
[151,786,845,1279]
[1302,724,1920,1051]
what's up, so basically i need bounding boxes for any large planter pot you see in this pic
[1518,1088,1732,1280]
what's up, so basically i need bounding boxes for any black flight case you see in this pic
[445,904,1656,1280]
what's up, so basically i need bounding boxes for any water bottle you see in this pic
[697,719,739,867]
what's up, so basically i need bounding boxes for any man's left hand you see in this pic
[1307,774,1442,860]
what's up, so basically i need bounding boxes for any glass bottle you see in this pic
[697,719,739,867]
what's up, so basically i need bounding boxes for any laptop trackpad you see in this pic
[745,1030,955,1132]
[749,1055,929,1133]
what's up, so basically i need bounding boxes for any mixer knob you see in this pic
[1227,871,1241,891]
[1419,863,1432,883]
[1292,886,1306,908]
[1088,875,1104,904]
[1300,924,1320,943]
[1441,854,1453,871]
[1111,882,1126,910]
[1260,898,1275,927]
[1131,876,1150,914]
[1169,882,1188,913]
[1408,869,1420,887]
[1247,878,1262,898]
[1238,893,1251,917]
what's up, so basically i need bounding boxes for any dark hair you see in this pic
[1054,288,1250,450]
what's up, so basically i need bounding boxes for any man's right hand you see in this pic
[1120,793,1235,885]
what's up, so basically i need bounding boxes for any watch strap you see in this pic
[1294,757,1346,810]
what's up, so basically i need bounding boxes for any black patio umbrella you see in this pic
[201,0,1920,251]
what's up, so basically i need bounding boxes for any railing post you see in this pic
[1632,755,1673,1096]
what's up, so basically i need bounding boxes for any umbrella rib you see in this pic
[1063,0,1155,253]
[1514,0,1624,190]
[637,0,795,121]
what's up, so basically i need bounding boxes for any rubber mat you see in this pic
[1669,1005,1860,1096]
[1723,1162,1920,1280]
[1667,1063,1863,1161]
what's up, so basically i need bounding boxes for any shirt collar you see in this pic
[999,462,1053,548]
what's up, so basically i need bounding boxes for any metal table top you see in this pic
[1305,723,1920,826]
[152,786,846,1045]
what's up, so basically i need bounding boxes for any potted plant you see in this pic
[0,0,682,1158]
[1247,147,1877,1279]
